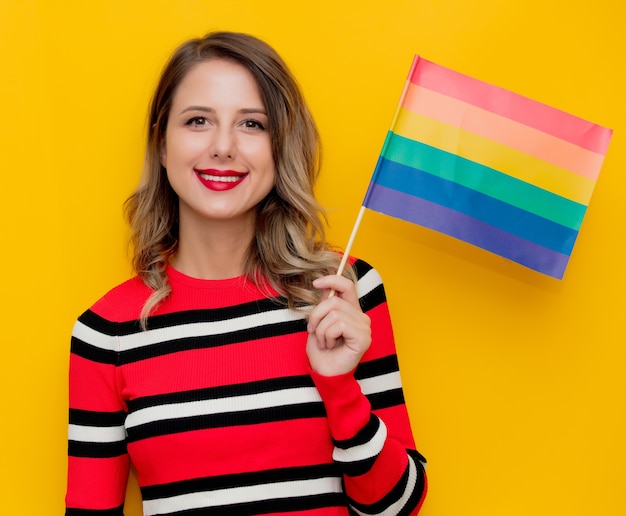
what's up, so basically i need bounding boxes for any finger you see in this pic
[312,275,359,305]
[312,310,346,349]
[307,295,362,341]
[315,305,370,350]
[307,294,342,332]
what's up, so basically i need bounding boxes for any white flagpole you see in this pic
[326,56,421,298]
[328,205,366,298]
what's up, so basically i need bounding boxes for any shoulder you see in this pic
[72,277,149,354]
[70,277,148,356]
[83,276,151,324]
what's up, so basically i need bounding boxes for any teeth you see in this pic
[198,173,242,183]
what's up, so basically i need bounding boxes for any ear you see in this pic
[159,137,167,168]
[159,130,167,168]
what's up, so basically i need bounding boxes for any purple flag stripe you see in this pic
[365,183,570,279]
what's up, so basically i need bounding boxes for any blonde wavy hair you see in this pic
[125,31,353,327]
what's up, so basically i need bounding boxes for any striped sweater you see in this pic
[65,259,427,515]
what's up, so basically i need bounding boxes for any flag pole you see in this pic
[327,56,420,298]
[328,205,366,298]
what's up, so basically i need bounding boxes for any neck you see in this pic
[172,216,256,280]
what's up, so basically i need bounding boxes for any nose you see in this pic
[209,126,235,160]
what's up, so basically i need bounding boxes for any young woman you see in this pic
[65,31,427,515]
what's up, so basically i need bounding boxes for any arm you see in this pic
[65,308,130,515]
[307,260,427,515]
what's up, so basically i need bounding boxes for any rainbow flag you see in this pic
[363,56,612,279]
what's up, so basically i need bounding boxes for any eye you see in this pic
[185,116,209,127]
[242,119,266,131]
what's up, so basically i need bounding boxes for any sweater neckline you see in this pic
[166,264,248,290]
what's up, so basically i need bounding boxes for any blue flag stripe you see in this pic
[368,158,578,256]
[382,132,587,231]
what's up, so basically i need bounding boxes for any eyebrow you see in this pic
[179,106,267,115]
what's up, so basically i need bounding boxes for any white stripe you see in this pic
[68,424,126,443]
[72,319,118,351]
[357,268,383,298]
[119,308,304,351]
[142,476,342,516]
[358,371,402,396]
[350,454,419,516]
[126,372,401,430]
[125,386,322,429]
[73,307,306,353]
[333,418,387,463]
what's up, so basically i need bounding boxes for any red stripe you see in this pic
[91,274,275,322]
[66,456,129,509]
[128,418,334,485]
[69,355,125,411]
[361,303,395,360]
[410,56,612,154]
[121,333,311,394]
[375,405,417,449]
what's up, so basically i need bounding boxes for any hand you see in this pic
[306,274,372,377]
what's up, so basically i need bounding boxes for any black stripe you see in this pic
[359,283,387,313]
[355,355,400,380]
[127,374,314,412]
[411,447,428,466]
[70,337,117,365]
[333,413,380,449]
[352,258,374,279]
[65,505,124,516]
[68,440,127,459]
[339,456,378,477]
[77,309,126,336]
[367,388,406,411]
[145,297,291,331]
[79,298,291,337]
[142,463,340,499]
[69,408,126,427]
[126,402,327,442]
[118,319,307,365]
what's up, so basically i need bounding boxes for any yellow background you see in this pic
[1,1,623,514]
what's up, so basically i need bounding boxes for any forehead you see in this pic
[172,58,265,108]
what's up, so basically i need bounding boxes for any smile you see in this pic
[198,173,242,183]
[194,169,248,191]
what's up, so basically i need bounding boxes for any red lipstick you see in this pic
[194,169,247,191]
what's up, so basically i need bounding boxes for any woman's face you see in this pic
[161,58,275,230]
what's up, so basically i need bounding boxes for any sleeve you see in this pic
[65,307,130,515]
[310,259,427,515]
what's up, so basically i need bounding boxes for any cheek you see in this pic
[248,140,275,171]
[163,133,207,167]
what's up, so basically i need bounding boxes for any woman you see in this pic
[66,31,427,515]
